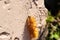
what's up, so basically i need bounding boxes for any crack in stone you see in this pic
[4,0,11,4]
[0,32,10,36]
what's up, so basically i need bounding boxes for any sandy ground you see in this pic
[0,0,47,40]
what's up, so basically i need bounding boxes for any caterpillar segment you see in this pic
[26,16,39,40]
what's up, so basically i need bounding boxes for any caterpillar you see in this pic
[26,16,39,40]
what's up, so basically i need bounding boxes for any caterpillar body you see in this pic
[26,16,39,40]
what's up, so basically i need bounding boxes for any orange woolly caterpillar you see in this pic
[26,16,39,40]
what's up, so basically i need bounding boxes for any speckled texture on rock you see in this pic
[0,0,47,40]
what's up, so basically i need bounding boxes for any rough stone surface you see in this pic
[0,0,47,40]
